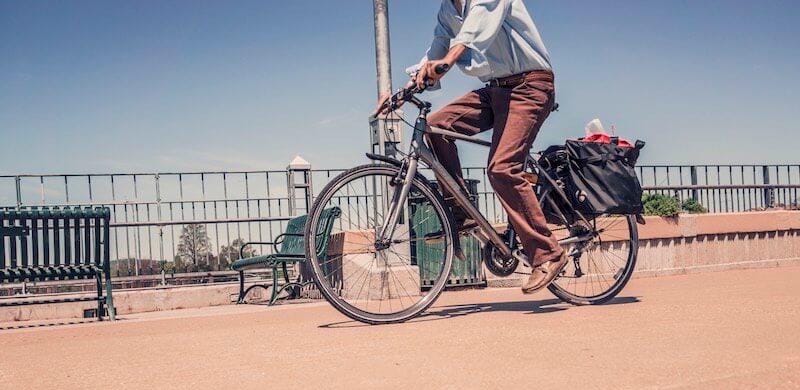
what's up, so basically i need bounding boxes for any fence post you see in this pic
[287,156,314,287]
[762,165,774,209]
[690,166,698,202]
[14,176,22,209]
[155,174,165,266]
[287,156,313,217]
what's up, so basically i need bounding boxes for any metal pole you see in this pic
[762,165,774,209]
[14,176,22,209]
[373,0,393,100]
[155,174,165,266]
[372,0,395,157]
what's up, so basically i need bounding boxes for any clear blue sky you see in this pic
[1,0,798,174]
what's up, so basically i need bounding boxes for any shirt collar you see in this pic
[451,0,465,17]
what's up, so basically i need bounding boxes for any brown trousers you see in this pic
[427,70,562,266]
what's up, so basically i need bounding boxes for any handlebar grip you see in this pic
[434,64,450,75]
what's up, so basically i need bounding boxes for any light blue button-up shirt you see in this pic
[408,0,552,83]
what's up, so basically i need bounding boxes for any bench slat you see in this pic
[93,212,101,267]
[42,213,51,267]
[84,211,92,265]
[73,211,82,264]
[63,214,72,265]
[9,214,17,268]
[102,211,110,268]
[31,214,39,266]
[53,215,61,266]
[0,213,5,268]
[20,214,29,267]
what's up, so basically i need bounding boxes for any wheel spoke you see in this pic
[551,215,637,303]
[305,167,453,323]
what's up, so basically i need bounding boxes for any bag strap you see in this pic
[577,151,627,165]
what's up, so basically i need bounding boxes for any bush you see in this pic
[681,198,708,214]
[642,193,681,217]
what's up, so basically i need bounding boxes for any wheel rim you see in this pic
[307,168,453,322]
[550,215,637,301]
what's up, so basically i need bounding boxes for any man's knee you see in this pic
[427,110,449,130]
[487,161,521,188]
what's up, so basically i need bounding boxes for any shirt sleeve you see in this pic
[405,6,454,89]
[450,0,511,75]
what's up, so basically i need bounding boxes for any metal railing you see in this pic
[636,165,800,213]
[2,163,798,286]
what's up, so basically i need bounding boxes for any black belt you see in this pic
[486,72,531,88]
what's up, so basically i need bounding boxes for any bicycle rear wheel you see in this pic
[548,215,638,305]
[305,164,455,324]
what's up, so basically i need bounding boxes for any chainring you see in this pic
[483,243,520,277]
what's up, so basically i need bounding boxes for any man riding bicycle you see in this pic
[379,0,566,294]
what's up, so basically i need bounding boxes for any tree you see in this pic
[217,238,257,270]
[176,224,212,269]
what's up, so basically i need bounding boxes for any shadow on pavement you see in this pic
[318,296,641,329]
[0,318,103,331]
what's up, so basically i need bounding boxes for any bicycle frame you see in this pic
[376,101,595,262]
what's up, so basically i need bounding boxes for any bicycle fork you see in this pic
[376,157,419,245]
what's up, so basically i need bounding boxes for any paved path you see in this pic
[1,266,799,389]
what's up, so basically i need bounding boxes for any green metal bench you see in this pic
[0,207,116,320]
[231,207,340,305]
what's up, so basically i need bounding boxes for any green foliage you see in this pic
[643,194,711,216]
[681,198,708,214]
[642,193,681,217]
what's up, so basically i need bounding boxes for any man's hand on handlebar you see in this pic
[375,80,414,116]
[414,60,451,89]
[374,63,451,116]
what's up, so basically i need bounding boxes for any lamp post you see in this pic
[370,0,401,157]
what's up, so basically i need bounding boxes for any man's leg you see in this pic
[486,72,564,273]
[426,88,494,216]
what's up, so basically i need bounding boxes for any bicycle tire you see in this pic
[548,214,639,305]
[305,164,456,324]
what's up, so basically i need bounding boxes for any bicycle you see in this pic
[304,66,639,324]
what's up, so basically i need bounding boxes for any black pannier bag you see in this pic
[563,138,646,216]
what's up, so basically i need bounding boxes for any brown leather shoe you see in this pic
[521,250,568,294]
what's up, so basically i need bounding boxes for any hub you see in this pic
[374,239,392,251]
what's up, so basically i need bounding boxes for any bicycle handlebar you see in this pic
[376,64,450,115]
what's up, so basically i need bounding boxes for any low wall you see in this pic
[2,211,798,322]
[488,211,800,287]
[0,283,251,323]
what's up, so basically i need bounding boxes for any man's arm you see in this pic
[406,6,454,90]
[452,0,511,55]
[415,0,511,88]
[378,4,452,113]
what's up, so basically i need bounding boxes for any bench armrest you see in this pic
[239,241,280,259]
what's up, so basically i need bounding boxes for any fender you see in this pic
[365,153,402,167]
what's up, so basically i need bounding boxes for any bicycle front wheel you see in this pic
[305,164,455,324]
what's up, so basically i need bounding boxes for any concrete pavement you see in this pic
[1,266,799,389]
